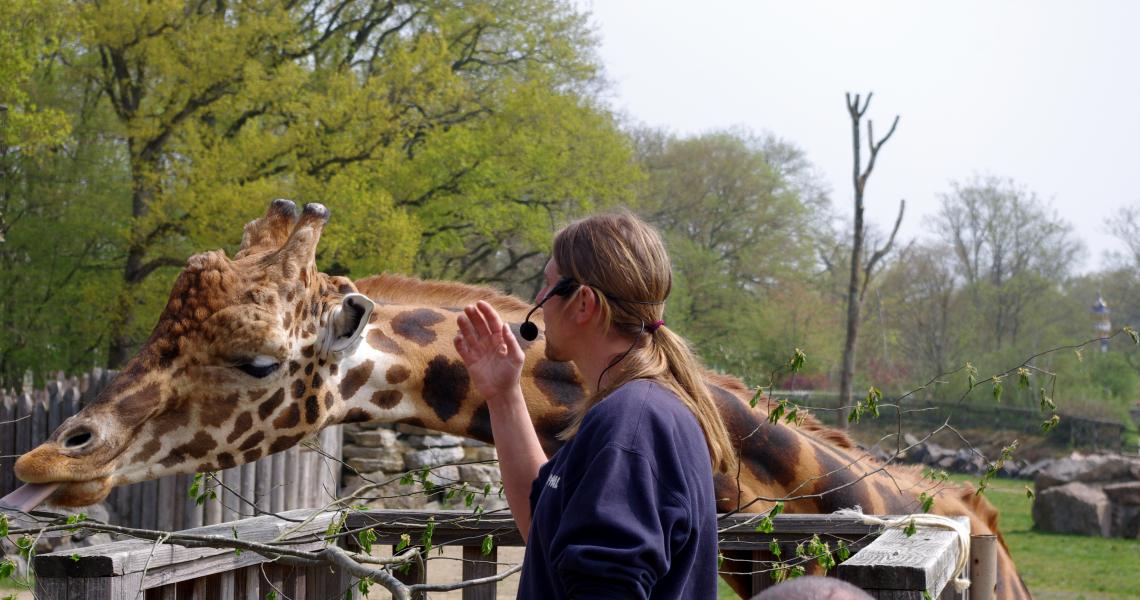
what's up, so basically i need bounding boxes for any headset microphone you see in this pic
[519,277,578,341]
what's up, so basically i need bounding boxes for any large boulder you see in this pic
[1034,454,1136,491]
[1032,482,1111,537]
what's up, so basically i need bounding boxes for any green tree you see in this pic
[53,0,636,366]
[632,127,835,380]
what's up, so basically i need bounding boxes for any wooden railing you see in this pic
[32,509,973,600]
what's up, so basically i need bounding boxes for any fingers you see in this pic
[476,300,504,334]
[501,322,524,359]
[465,303,494,341]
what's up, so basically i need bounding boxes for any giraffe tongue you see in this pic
[0,482,61,513]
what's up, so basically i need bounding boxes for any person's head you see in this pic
[543,210,736,474]
[752,576,874,600]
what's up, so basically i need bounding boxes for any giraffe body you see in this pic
[14,201,1030,599]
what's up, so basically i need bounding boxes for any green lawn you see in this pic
[718,476,1140,599]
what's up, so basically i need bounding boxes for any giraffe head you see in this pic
[14,200,377,506]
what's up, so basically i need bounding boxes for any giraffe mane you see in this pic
[355,273,532,314]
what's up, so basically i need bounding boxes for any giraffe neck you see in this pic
[326,306,582,455]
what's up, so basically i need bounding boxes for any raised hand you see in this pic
[454,300,527,403]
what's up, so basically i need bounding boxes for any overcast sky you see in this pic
[583,1,1140,274]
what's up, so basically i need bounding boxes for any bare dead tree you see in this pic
[837,92,905,427]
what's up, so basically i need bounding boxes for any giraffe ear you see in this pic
[327,293,374,354]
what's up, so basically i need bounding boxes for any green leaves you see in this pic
[1041,414,1061,433]
[903,519,917,537]
[395,533,411,553]
[918,491,935,513]
[991,375,1004,403]
[1124,325,1139,345]
[848,387,883,424]
[0,515,7,537]
[481,534,494,556]
[356,528,377,555]
[421,516,436,554]
[754,501,783,534]
[189,472,218,506]
[0,558,15,579]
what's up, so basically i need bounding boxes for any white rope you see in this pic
[833,507,972,593]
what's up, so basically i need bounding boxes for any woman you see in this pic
[454,212,736,599]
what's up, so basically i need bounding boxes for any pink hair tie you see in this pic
[647,319,665,333]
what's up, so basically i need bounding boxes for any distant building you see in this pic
[1092,293,1111,352]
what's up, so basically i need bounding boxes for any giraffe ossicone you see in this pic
[12,200,1032,599]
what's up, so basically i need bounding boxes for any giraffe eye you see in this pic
[235,356,280,378]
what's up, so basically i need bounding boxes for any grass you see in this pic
[717,476,1140,599]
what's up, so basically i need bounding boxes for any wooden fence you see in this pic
[1,370,343,530]
[775,390,1128,452]
[32,509,977,600]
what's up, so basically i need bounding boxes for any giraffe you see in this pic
[13,200,1032,599]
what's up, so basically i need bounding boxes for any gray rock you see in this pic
[1111,503,1140,538]
[397,423,437,436]
[1104,481,1140,505]
[1033,481,1111,537]
[465,446,498,462]
[1020,459,1052,479]
[349,428,399,448]
[404,446,466,469]
[405,434,464,449]
[347,455,405,474]
[458,464,501,484]
[1035,455,1138,491]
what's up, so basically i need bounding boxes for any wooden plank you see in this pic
[240,462,256,518]
[35,508,339,578]
[254,453,272,515]
[183,473,203,530]
[243,564,260,600]
[31,389,49,446]
[285,446,300,509]
[1,394,15,495]
[65,384,82,416]
[46,380,64,441]
[297,441,313,508]
[222,466,240,522]
[15,394,33,473]
[838,518,967,597]
[461,545,497,600]
[158,474,177,532]
[143,479,160,531]
[204,472,222,525]
[271,451,285,512]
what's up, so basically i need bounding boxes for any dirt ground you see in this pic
[367,545,525,600]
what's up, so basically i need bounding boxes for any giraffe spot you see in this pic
[304,363,314,376]
[422,355,468,423]
[323,391,334,409]
[386,364,410,384]
[370,390,402,409]
[532,360,583,407]
[118,382,162,426]
[258,389,285,420]
[329,363,339,376]
[136,439,162,463]
[289,361,301,376]
[273,404,301,429]
[282,312,292,330]
[713,473,741,512]
[217,452,236,470]
[339,361,374,400]
[533,413,571,457]
[711,385,801,487]
[200,393,239,428]
[342,408,372,423]
[248,388,268,403]
[302,344,315,358]
[441,306,463,313]
[159,432,218,468]
[150,408,188,439]
[367,329,403,354]
[305,395,321,423]
[226,412,253,444]
[292,378,307,399]
[391,309,445,346]
[311,373,322,388]
[269,433,305,454]
[243,449,263,464]
[812,447,867,513]
[238,431,265,452]
[468,404,493,444]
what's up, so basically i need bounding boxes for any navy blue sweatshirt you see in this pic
[518,379,718,599]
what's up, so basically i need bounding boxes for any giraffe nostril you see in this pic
[63,430,93,450]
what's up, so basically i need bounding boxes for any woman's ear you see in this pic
[573,286,600,326]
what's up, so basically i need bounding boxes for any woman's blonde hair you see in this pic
[552,211,737,474]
